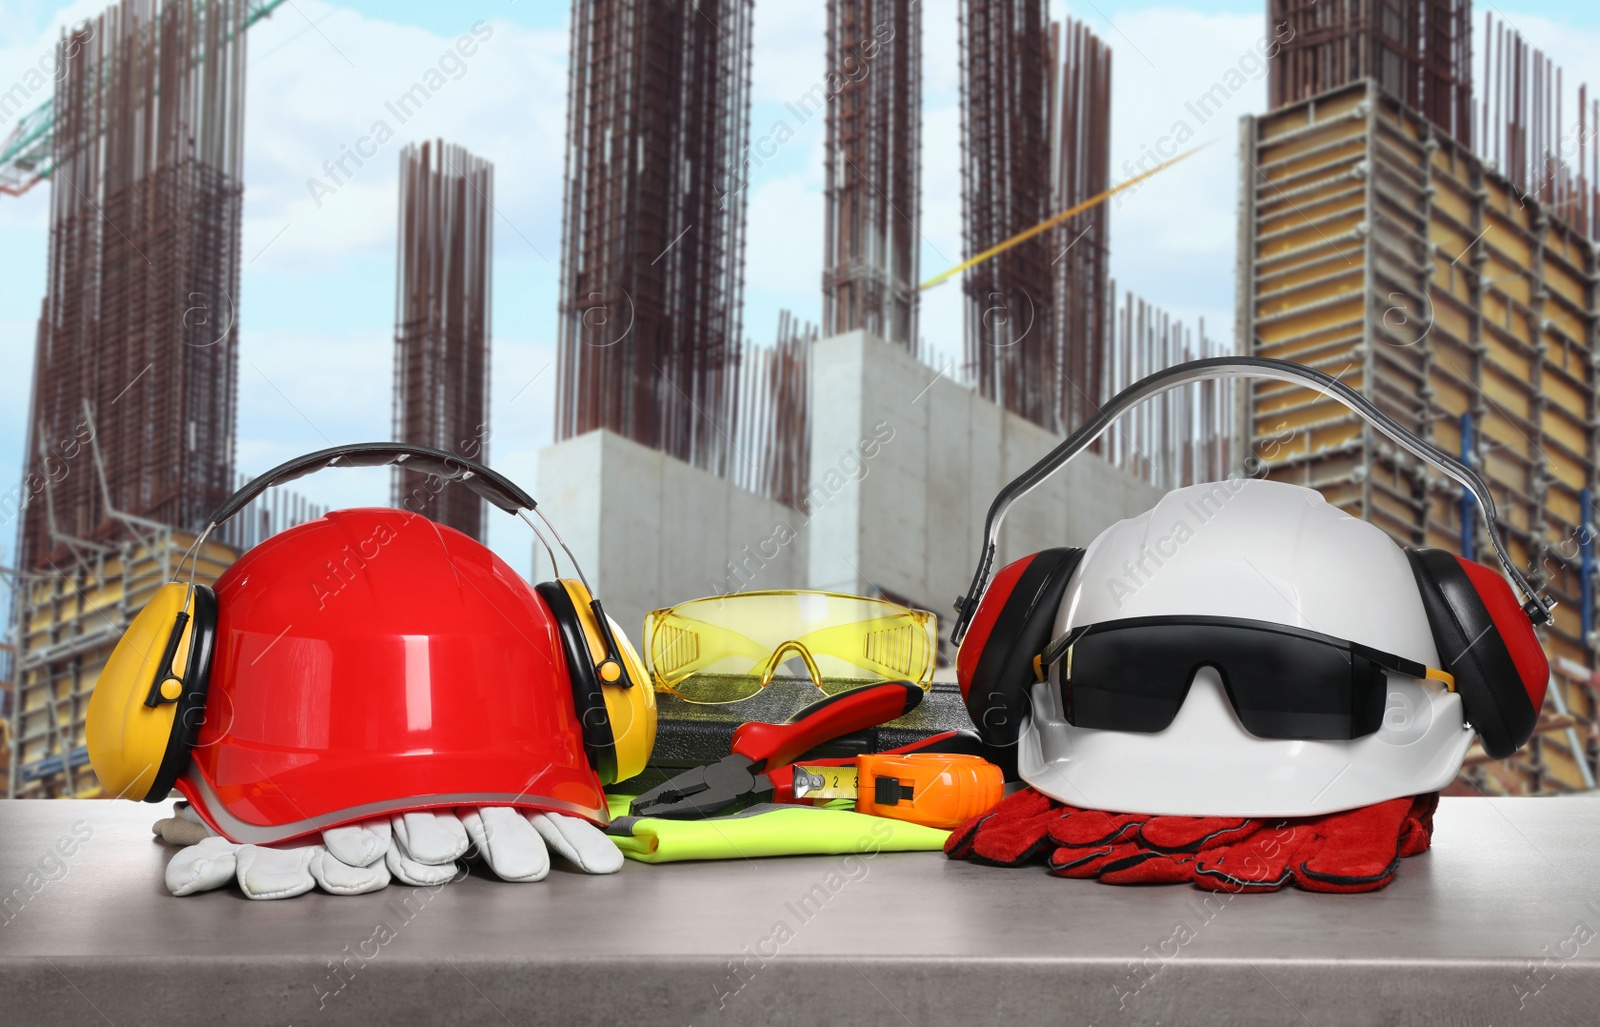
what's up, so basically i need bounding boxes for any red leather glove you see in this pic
[1048,812,1259,884]
[945,788,1437,894]
[1192,793,1438,894]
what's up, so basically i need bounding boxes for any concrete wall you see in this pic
[538,331,1164,646]
[536,430,809,640]
[804,330,1163,643]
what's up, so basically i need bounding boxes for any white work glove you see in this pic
[155,803,393,899]
[153,802,621,899]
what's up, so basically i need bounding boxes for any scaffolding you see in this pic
[822,0,921,348]
[556,0,754,477]
[1238,78,1600,794]
[21,0,247,572]
[1267,0,1472,146]
[391,141,493,541]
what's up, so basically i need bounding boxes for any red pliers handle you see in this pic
[628,681,925,819]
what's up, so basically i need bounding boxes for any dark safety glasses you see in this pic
[1036,616,1456,740]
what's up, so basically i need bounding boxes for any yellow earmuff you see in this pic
[559,579,656,784]
[85,582,216,802]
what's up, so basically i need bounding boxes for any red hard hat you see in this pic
[176,507,608,844]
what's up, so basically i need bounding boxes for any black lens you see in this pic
[1065,623,1206,732]
[1062,618,1390,740]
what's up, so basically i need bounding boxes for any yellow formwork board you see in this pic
[1546,260,1588,312]
[1431,184,1477,228]
[1481,369,1534,421]
[1434,261,1477,310]
[1256,212,1366,261]
[1257,141,1366,189]
[1483,212,1535,265]
[1429,143,1467,177]
[1538,741,1586,791]
[1257,180,1365,224]
[1309,420,1363,454]
[1479,289,1510,332]
[1482,332,1533,382]
[1258,273,1366,315]
[1257,260,1363,297]
[1547,444,1589,493]
[1257,102,1313,138]
[1429,218,1476,263]
[1484,456,1532,503]
[1542,353,1593,398]
[1547,304,1590,349]
[1253,297,1365,340]
[1542,389,1589,436]
[1433,418,1464,454]
[1253,382,1360,420]
[1431,375,1473,418]
[1254,332,1369,364]
[1258,95,1365,143]
[1481,181,1534,230]
[1486,263,1534,308]
[1258,184,1360,219]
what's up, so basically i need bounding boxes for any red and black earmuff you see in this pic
[1406,549,1548,759]
[950,358,1554,769]
[87,443,652,803]
[954,549,1081,772]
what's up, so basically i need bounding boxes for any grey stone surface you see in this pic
[2,796,1598,1025]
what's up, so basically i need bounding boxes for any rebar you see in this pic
[556,0,754,477]
[391,140,493,541]
[20,0,246,571]
[822,0,921,347]
[1267,0,1472,146]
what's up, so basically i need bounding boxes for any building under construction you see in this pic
[391,141,493,541]
[7,0,264,798]
[1267,0,1472,145]
[959,6,1115,434]
[1240,11,1600,795]
[822,0,921,348]
[556,0,754,478]
[959,0,1057,427]
[21,0,246,571]
[1048,18,1113,432]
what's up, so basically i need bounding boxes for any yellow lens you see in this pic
[642,591,937,705]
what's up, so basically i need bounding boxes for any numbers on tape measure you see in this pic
[794,765,858,800]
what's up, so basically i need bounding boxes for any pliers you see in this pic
[629,680,926,819]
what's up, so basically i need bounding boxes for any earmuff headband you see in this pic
[950,356,1553,645]
[207,442,536,526]
[202,442,629,686]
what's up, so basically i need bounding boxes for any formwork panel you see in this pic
[9,529,237,798]
[1242,79,1600,797]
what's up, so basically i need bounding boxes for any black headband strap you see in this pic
[207,443,535,528]
[950,356,1552,645]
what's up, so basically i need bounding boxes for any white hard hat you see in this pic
[1018,477,1472,817]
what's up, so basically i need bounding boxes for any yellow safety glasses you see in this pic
[643,591,938,704]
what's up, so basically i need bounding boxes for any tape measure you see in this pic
[788,753,1003,829]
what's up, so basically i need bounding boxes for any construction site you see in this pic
[1,0,1595,804]
[1242,2,1600,794]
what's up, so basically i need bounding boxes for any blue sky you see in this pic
[3,0,1599,577]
